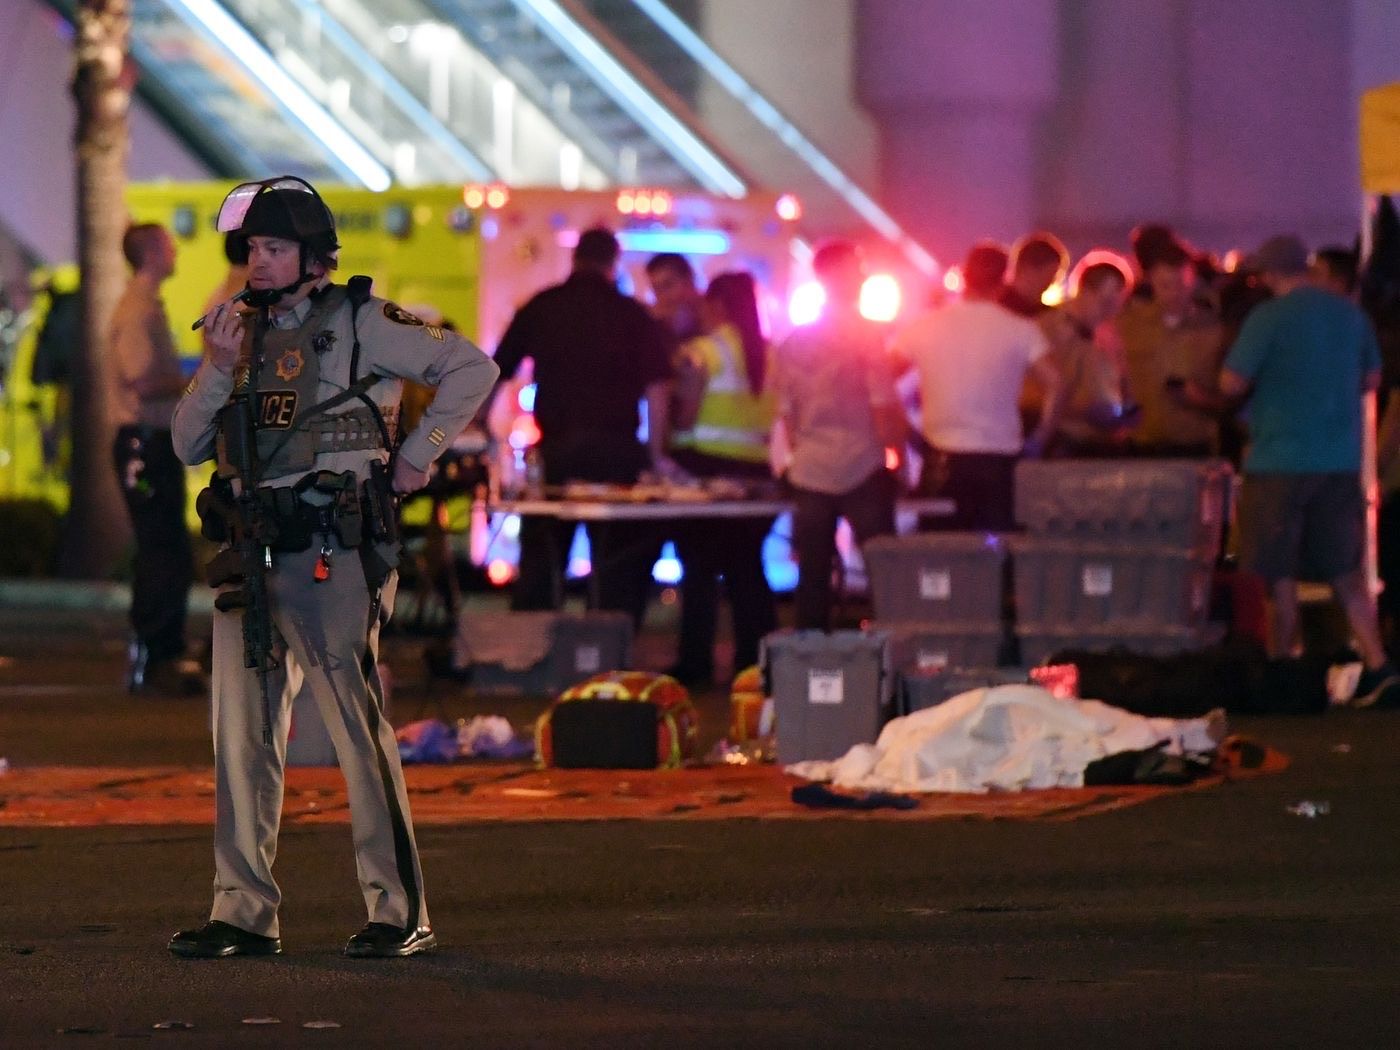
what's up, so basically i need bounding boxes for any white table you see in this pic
[493,495,954,608]
[496,496,953,523]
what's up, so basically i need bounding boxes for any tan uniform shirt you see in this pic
[172,286,499,485]
[109,277,183,428]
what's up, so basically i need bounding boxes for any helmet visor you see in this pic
[215,176,321,234]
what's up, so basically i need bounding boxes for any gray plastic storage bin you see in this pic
[1010,536,1213,630]
[863,532,1008,624]
[1015,459,1232,558]
[1015,623,1222,666]
[883,622,1009,674]
[762,629,892,764]
[897,667,1028,716]
[452,610,633,696]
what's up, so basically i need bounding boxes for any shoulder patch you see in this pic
[383,302,425,326]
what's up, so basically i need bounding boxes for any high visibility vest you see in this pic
[671,323,772,464]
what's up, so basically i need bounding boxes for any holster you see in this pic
[363,460,400,546]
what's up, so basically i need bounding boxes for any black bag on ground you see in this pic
[548,700,659,769]
[1083,747,1215,786]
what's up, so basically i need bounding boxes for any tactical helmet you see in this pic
[216,176,339,271]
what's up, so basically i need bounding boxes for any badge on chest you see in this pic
[274,347,305,381]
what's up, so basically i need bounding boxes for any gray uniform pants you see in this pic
[208,541,427,938]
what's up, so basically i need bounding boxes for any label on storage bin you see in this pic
[808,669,845,705]
[916,649,949,672]
[919,569,952,601]
[573,645,602,674]
[1081,564,1114,597]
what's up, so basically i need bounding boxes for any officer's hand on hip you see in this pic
[201,301,246,375]
[392,456,431,495]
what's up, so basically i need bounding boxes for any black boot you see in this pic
[343,922,436,958]
[168,920,281,958]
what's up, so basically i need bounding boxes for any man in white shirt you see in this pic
[894,242,1063,530]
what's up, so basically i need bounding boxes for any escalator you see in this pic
[48,0,933,272]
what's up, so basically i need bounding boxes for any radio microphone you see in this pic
[191,287,256,331]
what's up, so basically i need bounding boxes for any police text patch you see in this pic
[257,390,299,429]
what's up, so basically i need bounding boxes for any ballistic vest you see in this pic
[215,285,387,481]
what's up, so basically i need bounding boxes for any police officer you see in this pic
[167,177,498,958]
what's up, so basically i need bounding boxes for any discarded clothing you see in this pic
[397,716,535,764]
[790,783,919,810]
[396,719,460,764]
[458,715,535,760]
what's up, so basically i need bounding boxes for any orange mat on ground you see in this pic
[0,754,1287,827]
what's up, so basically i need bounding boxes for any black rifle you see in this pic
[212,309,278,747]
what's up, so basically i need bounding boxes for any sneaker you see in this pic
[1351,662,1400,708]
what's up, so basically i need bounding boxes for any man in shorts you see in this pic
[1222,234,1397,705]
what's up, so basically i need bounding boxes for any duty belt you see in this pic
[198,465,397,557]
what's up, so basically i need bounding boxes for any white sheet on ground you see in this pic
[785,684,1224,794]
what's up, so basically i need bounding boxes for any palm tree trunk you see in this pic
[61,0,132,579]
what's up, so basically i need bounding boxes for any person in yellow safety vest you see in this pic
[667,271,778,685]
[670,274,775,465]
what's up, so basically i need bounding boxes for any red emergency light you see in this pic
[859,273,902,323]
[789,273,904,326]
[788,280,825,326]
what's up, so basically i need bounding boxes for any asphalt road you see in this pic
[1,592,1399,1048]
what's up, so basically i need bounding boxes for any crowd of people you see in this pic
[490,217,1400,703]
[102,194,1400,704]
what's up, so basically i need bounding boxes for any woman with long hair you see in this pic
[668,270,777,685]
